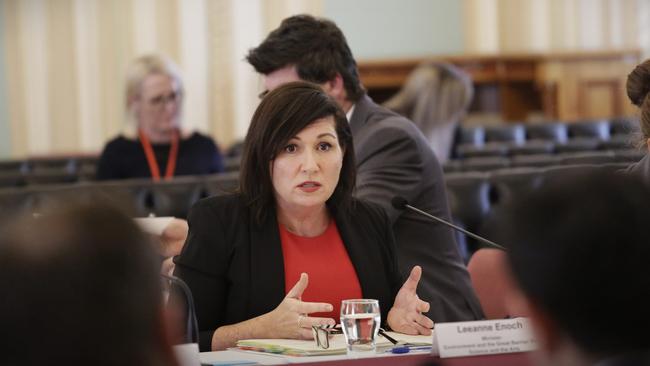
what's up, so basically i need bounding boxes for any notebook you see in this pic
[235,332,432,357]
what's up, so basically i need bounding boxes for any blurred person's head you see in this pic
[0,203,178,366]
[496,171,650,366]
[126,54,183,143]
[383,62,474,162]
[626,58,650,150]
[246,14,365,110]
[239,81,355,225]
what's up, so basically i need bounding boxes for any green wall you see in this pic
[0,2,11,158]
[323,0,464,60]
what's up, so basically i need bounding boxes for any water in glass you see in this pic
[340,299,380,354]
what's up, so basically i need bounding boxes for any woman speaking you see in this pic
[174,82,433,351]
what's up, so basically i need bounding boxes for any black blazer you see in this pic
[174,194,402,351]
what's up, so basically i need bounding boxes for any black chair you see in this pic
[225,140,245,158]
[553,120,610,153]
[508,140,555,156]
[455,144,508,158]
[488,167,544,208]
[461,157,510,171]
[442,160,462,173]
[223,156,241,172]
[92,179,153,216]
[0,172,26,188]
[203,172,239,197]
[484,124,526,144]
[445,172,491,254]
[559,151,616,165]
[602,117,640,150]
[613,149,645,163]
[149,178,204,218]
[0,160,28,174]
[76,157,99,181]
[457,126,485,146]
[511,154,562,168]
[526,122,568,143]
[568,119,611,139]
[555,138,603,153]
[610,117,639,136]
[452,126,485,158]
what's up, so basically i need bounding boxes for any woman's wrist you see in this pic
[211,313,271,350]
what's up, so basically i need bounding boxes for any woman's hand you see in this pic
[160,218,189,257]
[387,266,434,335]
[211,272,334,350]
[262,273,336,339]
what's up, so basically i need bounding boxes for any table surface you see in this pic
[200,349,534,366]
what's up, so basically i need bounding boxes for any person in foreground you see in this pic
[247,15,482,322]
[174,82,433,351]
[495,171,650,366]
[0,204,178,366]
[97,54,223,180]
[624,58,650,183]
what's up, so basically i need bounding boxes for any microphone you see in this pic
[391,196,506,251]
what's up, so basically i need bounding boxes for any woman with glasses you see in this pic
[174,82,433,351]
[97,54,223,180]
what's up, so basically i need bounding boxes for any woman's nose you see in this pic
[300,150,319,173]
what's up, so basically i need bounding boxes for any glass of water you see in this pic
[340,299,381,355]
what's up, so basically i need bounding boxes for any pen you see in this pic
[388,345,433,354]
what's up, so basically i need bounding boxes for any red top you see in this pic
[279,220,363,320]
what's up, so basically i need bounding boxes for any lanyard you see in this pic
[139,129,179,181]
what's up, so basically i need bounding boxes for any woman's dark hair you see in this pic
[246,14,366,102]
[239,81,356,225]
[626,59,650,145]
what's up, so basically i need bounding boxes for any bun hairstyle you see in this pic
[626,59,650,143]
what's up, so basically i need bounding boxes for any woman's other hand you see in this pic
[387,265,434,335]
[160,218,189,257]
[263,273,336,339]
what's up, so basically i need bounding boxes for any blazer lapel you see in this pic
[249,210,287,316]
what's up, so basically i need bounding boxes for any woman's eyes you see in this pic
[283,142,333,154]
[284,144,298,153]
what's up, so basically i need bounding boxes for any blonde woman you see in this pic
[97,54,223,180]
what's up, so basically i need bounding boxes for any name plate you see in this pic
[434,318,537,358]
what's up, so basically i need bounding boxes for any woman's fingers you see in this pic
[415,313,434,330]
[286,273,309,299]
[417,298,430,313]
[401,265,422,292]
[297,300,334,315]
[299,315,336,328]
[411,321,433,336]
[298,328,315,340]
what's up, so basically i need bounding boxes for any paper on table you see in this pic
[134,216,174,235]
[236,332,432,357]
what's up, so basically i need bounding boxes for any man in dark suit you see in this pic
[247,14,483,322]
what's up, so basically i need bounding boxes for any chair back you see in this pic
[467,248,525,319]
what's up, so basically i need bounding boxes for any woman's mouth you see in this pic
[298,181,322,192]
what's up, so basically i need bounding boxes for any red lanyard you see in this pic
[139,129,179,181]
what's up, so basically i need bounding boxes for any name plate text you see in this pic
[434,318,537,358]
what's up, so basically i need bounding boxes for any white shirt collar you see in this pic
[345,104,356,123]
